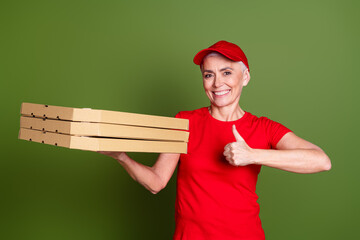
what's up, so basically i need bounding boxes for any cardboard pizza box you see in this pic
[21,103,188,130]
[19,128,187,153]
[20,116,189,142]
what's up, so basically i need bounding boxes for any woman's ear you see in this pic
[242,69,251,86]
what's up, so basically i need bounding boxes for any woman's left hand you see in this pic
[223,125,255,166]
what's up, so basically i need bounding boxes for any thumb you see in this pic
[232,124,244,142]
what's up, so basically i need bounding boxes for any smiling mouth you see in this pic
[213,89,231,96]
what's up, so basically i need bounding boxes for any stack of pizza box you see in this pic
[18,103,189,153]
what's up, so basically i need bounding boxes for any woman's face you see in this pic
[201,54,249,108]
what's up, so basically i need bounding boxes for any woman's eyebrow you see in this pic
[203,67,233,73]
[220,67,233,71]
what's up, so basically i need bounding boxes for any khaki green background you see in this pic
[1,0,359,239]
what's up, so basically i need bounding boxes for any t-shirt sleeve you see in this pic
[262,117,292,149]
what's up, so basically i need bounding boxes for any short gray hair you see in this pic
[200,52,248,73]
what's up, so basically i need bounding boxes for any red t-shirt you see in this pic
[173,107,292,240]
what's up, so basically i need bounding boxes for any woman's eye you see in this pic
[204,74,213,78]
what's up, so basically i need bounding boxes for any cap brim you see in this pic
[193,49,214,65]
[193,48,242,65]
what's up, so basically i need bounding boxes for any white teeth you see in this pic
[214,90,230,96]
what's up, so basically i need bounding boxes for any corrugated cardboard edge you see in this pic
[19,128,187,153]
[21,102,189,130]
[21,102,75,120]
[18,128,72,149]
[19,116,189,142]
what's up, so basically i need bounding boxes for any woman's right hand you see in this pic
[97,151,128,162]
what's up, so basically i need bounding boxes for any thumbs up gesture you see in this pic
[223,125,254,166]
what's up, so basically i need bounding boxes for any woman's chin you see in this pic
[210,100,233,108]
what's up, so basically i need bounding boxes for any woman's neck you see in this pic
[209,104,245,121]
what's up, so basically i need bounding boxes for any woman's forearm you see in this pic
[252,148,331,174]
[117,154,163,194]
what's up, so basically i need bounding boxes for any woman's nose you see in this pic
[213,75,224,88]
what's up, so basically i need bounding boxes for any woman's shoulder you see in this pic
[243,110,277,121]
[175,107,208,119]
[245,111,270,123]
[245,111,291,133]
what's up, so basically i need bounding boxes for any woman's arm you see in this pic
[223,125,331,173]
[252,132,331,173]
[98,152,180,194]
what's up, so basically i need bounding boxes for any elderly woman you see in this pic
[99,40,331,240]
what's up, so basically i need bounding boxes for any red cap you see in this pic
[193,40,250,72]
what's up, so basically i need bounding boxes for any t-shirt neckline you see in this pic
[205,107,249,124]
